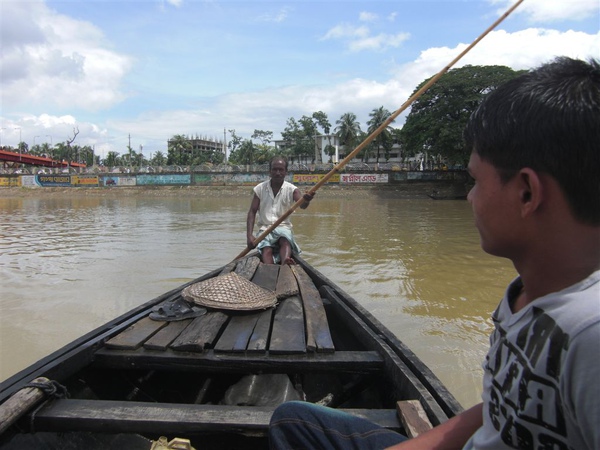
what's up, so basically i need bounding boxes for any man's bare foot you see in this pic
[282,257,296,265]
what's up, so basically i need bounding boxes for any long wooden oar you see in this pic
[237,0,525,260]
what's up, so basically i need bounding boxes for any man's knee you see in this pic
[278,237,291,248]
[270,400,307,424]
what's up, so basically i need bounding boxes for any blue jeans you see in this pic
[269,401,407,449]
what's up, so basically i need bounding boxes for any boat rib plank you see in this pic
[275,264,299,299]
[251,263,280,292]
[246,309,273,353]
[105,317,168,350]
[213,313,261,353]
[143,320,192,351]
[170,312,228,352]
[291,265,335,353]
[234,256,260,280]
[269,296,305,354]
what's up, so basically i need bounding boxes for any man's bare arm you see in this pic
[246,194,260,248]
[294,189,314,209]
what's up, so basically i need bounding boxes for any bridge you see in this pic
[0,149,86,169]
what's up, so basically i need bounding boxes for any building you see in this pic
[168,136,226,162]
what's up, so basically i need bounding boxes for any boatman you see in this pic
[268,57,600,449]
[246,156,313,265]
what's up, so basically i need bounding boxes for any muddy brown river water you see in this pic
[0,187,516,408]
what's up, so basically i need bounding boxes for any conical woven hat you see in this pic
[182,272,277,311]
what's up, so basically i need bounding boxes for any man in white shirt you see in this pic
[246,157,312,265]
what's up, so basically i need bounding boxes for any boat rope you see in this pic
[22,379,70,433]
[235,0,525,260]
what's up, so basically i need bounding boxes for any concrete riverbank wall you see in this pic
[0,170,470,199]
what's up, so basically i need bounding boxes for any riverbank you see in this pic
[1,182,468,199]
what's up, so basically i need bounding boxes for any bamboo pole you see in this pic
[236,0,525,260]
[0,377,50,434]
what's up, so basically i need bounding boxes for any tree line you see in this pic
[227,64,524,167]
[4,65,524,169]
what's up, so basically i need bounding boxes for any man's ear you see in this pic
[517,168,542,217]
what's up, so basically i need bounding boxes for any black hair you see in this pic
[464,57,600,225]
[269,156,288,171]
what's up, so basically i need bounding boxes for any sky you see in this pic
[1,0,598,161]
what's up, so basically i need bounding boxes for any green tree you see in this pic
[400,65,524,166]
[227,129,244,161]
[238,140,256,166]
[366,106,394,163]
[251,129,276,164]
[324,144,336,162]
[335,112,362,159]
[312,111,331,163]
[54,142,68,162]
[105,151,120,167]
[29,144,42,156]
[251,129,273,146]
[280,112,332,164]
[151,151,167,166]
[281,117,311,164]
[167,134,192,165]
[39,143,52,159]
[299,115,318,163]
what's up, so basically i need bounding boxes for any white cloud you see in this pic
[359,12,378,22]
[257,6,292,23]
[1,113,108,150]
[322,24,370,40]
[349,32,411,52]
[404,28,600,78]
[322,23,410,52]
[490,0,600,22]
[0,1,132,112]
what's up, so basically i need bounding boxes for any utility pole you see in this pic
[14,127,21,161]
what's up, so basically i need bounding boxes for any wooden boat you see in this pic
[427,190,468,200]
[0,254,463,449]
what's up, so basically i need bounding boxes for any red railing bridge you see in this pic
[0,149,86,169]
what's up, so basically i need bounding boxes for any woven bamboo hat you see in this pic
[182,272,278,311]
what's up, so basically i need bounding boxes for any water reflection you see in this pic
[0,193,516,407]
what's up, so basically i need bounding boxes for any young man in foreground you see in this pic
[247,157,312,265]
[268,57,600,449]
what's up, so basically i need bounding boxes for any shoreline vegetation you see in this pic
[1,182,468,199]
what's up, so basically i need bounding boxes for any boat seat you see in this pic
[28,399,401,436]
[396,400,434,437]
[92,348,384,373]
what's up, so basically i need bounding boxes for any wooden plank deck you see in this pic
[101,257,335,356]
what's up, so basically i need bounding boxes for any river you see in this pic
[0,189,517,408]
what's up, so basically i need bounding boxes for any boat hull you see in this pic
[0,255,462,449]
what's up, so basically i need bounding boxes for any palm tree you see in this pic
[335,112,362,159]
[105,151,120,167]
[40,142,52,159]
[151,151,167,166]
[367,106,394,163]
[168,135,192,165]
